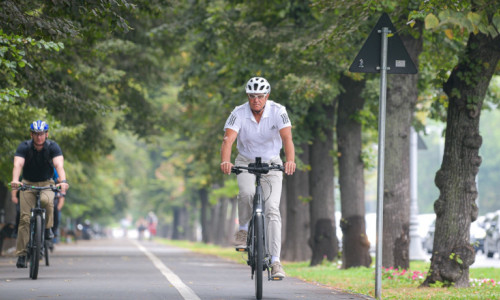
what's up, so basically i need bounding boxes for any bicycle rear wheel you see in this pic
[29,215,42,279]
[254,214,264,300]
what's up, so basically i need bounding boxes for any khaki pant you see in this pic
[16,180,55,256]
[236,154,283,258]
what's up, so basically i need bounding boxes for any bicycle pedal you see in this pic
[235,247,247,252]
[270,276,283,281]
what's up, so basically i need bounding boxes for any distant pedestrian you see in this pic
[147,211,158,240]
[136,217,147,240]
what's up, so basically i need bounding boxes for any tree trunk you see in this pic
[180,205,190,240]
[382,31,422,269]
[0,183,6,224]
[0,184,16,255]
[3,185,16,224]
[187,197,199,241]
[282,144,311,261]
[172,206,181,240]
[199,188,210,243]
[422,32,500,288]
[214,198,229,245]
[337,75,371,268]
[309,103,338,266]
[226,198,237,245]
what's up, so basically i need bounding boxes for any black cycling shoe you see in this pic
[45,228,54,240]
[16,256,27,268]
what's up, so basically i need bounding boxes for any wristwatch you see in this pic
[61,180,68,184]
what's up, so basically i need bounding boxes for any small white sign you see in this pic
[395,60,406,67]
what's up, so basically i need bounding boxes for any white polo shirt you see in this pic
[224,100,292,161]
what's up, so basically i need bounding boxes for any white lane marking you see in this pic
[132,240,201,300]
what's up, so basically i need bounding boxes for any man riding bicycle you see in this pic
[10,120,69,268]
[220,77,296,279]
[11,167,66,241]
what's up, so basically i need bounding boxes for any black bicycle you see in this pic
[232,157,284,300]
[17,184,59,279]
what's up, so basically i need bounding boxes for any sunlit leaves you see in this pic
[0,30,63,84]
[412,2,500,38]
[0,88,28,102]
[425,13,440,29]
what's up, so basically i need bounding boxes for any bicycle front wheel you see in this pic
[30,215,42,279]
[254,214,264,300]
[44,240,50,266]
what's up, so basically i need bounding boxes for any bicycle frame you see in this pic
[232,157,284,300]
[30,191,47,242]
[248,174,271,275]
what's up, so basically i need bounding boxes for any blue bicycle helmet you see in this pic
[30,120,49,132]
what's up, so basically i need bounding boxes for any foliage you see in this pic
[2,0,500,267]
[0,30,63,102]
[410,1,500,38]
[209,178,239,204]
[409,0,500,122]
[0,1,185,222]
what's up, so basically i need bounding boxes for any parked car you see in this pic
[484,212,500,258]
[470,221,486,254]
[422,217,486,254]
[422,220,435,254]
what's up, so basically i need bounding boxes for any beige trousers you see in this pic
[235,154,283,258]
[16,179,55,256]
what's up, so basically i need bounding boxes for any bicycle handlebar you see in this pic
[17,184,60,193]
[231,162,284,175]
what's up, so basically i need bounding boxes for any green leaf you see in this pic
[493,13,500,32]
[467,12,481,26]
[425,13,440,30]
[487,25,498,38]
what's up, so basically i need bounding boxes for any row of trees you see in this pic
[1,0,500,289]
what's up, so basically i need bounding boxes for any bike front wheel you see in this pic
[44,240,50,266]
[29,215,42,279]
[254,214,264,300]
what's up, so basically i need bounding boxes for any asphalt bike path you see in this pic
[0,238,373,300]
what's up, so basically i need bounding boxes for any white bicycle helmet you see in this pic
[245,77,271,94]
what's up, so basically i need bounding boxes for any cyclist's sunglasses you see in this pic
[248,94,267,100]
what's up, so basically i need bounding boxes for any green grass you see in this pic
[156,238,500,299]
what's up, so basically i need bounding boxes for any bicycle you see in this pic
[231,157,284,300]
[17,184,59,279]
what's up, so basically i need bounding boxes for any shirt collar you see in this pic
[245,101,271,122]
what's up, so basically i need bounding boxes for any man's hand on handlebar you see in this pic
[9,181,22,190]
[56,182,69,193]
[284,161,296,175]
[220,161,234,175]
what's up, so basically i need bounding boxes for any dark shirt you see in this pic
[15,140,63,182]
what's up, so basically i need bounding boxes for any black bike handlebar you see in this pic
[231,163,284,175]
[17,184,60,193]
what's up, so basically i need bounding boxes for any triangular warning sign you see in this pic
[349,13,417,74]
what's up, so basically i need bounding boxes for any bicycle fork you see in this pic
[253,185,281,281]
[30,207,46,255]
